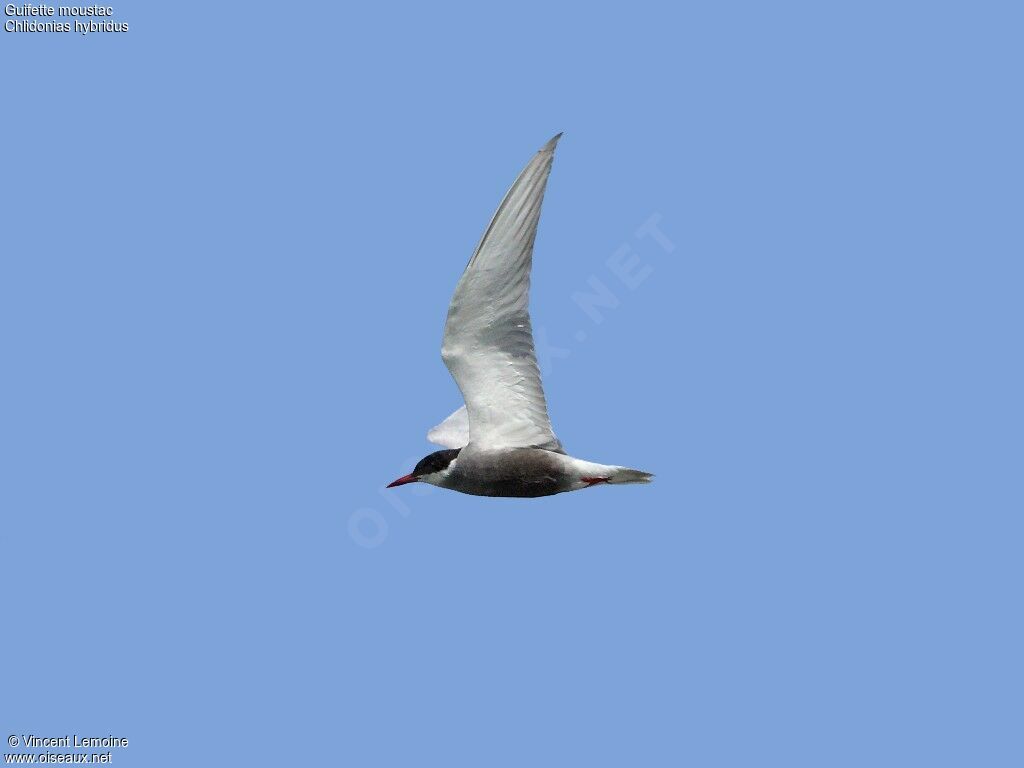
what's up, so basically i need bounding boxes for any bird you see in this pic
[387,134,653,497]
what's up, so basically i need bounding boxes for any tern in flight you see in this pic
[388,134,653,497]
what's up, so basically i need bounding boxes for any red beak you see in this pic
[387,473,418,488]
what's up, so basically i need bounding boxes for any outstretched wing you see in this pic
[427,405,469,449]
[440,134,563,452]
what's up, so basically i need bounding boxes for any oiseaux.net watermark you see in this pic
[348,213,675,549]
[6,734,129,764]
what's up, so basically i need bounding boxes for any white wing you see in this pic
[427,405,469,449]
[440,134,563,452]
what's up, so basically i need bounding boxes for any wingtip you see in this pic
[541,132,564,153]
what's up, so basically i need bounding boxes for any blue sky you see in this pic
[2,2,1021,766]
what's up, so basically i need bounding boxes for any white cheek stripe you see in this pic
[421,458,457,487]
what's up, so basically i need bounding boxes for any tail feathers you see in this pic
[609,468,654,485]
